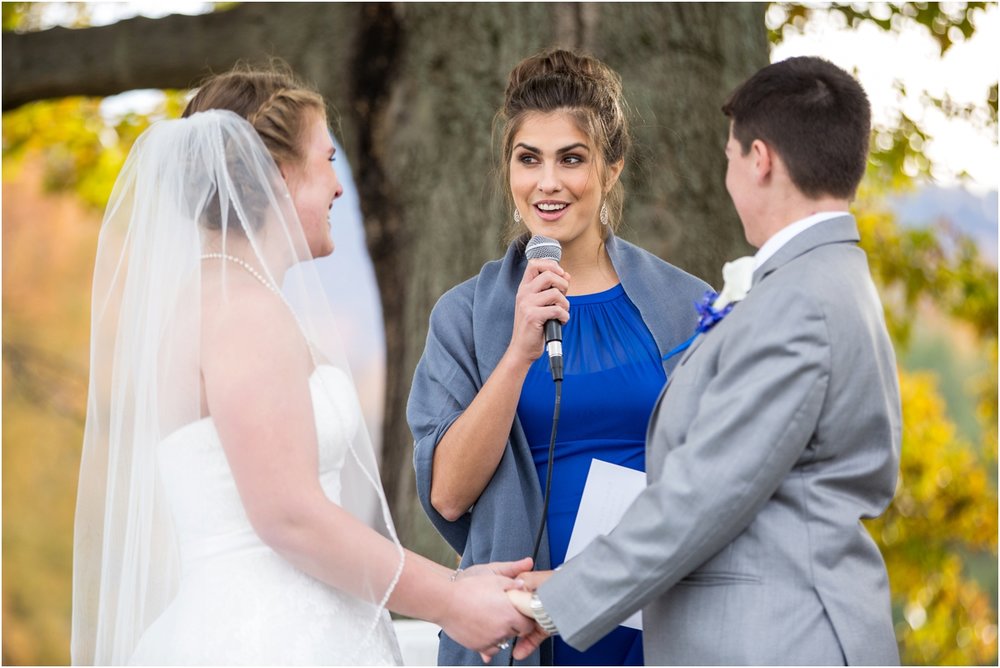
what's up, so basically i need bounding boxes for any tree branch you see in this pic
[2,3,329,110]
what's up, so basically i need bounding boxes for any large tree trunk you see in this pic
[3,2,766,563]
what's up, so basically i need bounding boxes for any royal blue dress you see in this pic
[516,283,665,666]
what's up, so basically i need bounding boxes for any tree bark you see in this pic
[3,2,767,563]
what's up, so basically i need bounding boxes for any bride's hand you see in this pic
[513,568,553,591]
[456,557,533,585]
[438,574,536,663]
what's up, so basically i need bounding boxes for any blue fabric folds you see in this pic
[518,284,663,665]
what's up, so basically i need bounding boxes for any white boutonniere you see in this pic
[663,256,758,365]
[711,256,755,310]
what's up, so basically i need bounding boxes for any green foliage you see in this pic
[2,93,188,209]
[769,3,998,190]
[768,2,992,55]
[1,2,92,32]
[866,370,998,664]
[1,2,30,30]
[858,188,999,345]
[855,184,998,664]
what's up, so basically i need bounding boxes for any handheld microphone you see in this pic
[524,235,564,382]
[512,235,565,665]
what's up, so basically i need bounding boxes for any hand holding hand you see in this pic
[509,259,570,366]
[506,589,552,660]
[457,557,533,585]
[514,568,554,591]
[438,573,536,663]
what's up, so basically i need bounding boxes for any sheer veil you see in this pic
[71,110,402,664]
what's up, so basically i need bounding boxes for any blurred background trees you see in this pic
[4,1,766,551]
[3,2,996,664]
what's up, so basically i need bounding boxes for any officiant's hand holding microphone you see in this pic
[512,255,572,369]
[422,242,570,527]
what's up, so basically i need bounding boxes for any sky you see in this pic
[83,2,1000,195]
[768,3,999,193]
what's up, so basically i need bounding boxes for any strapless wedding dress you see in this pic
[130,366,403,665]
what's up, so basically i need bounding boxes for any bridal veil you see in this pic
[71,110,402,664]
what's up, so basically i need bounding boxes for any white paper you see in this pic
[565,459,647,630]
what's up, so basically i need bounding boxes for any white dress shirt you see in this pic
[754,211,849,270]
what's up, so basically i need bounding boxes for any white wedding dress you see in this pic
[129,366,403,665]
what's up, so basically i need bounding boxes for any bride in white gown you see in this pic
[71,66,535,666]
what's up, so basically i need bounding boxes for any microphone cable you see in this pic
[510,377,561,666]
[531,378,561,563]
[511,235,565,665]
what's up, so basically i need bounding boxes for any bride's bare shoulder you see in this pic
[200,278,309,372]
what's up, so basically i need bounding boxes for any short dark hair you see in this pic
[722,56,871,199]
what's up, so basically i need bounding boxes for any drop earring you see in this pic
[600,202,609,226]
[513,209,522,224]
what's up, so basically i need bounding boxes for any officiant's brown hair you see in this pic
[722,56,871,200]
[495,48,632,241]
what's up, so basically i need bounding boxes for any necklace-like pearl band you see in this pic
[199,253,323,367]
[200,253,279,294]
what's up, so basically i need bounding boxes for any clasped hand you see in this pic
[503,569,555,661]
[441,557,538,663]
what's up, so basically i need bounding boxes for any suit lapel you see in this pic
[677,330,708,367]
[753,215,860,287]
[648,217,862,473]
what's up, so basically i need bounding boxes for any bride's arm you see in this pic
[201,292,533,655]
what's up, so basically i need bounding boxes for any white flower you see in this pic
[712,256,755,310]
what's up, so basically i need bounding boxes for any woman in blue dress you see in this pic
[408,48,711,666]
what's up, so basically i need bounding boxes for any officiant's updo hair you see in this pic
[496,49,632,240]
[182,62,327,231]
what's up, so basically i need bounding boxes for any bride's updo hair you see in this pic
[496,49,632,240]
[182,63,327,231]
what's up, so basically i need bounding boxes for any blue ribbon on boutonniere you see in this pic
[661,256,755,366]
[661,290,735,363]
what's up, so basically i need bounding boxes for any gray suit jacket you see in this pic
[539,216,901,665]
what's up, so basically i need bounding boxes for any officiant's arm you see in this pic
[421,259,568,521]
[531,287,831,652]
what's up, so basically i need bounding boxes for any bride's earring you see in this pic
[513,209,522,224]
[600,202,609,226]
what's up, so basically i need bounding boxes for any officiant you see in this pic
[406,48,708,666]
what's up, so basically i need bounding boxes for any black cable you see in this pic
[531,378,561,563]
[510,378,561,666]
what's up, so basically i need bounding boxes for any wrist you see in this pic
[528,593,559,636]
[429,578,458,628]
[498,347,534,377]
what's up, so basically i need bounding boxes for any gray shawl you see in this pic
[407,233,710,665]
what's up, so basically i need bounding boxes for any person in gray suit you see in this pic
[508,56,902,665]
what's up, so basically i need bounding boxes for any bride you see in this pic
[71,66,535,665]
